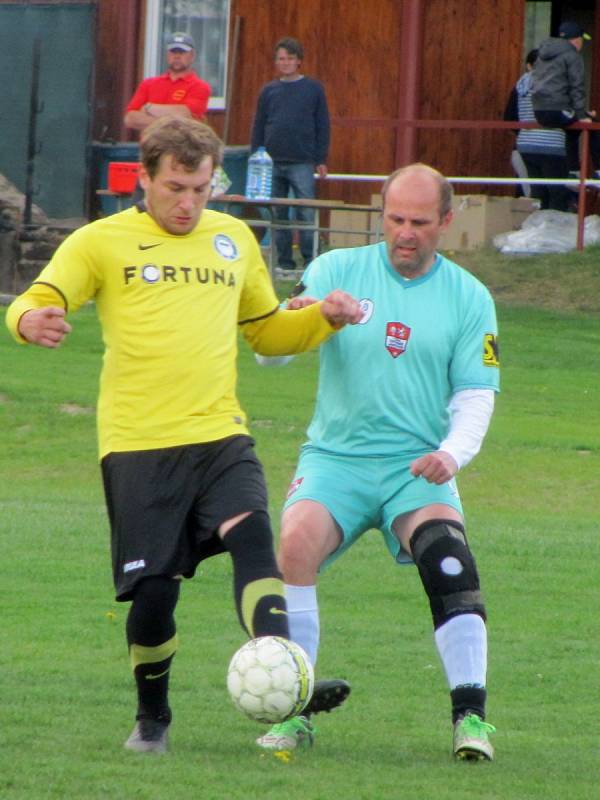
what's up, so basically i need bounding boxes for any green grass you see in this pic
[1,251,600,799]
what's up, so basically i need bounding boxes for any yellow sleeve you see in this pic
[5,283,69,343]
[5,226,101,343]
[241,302,337,356]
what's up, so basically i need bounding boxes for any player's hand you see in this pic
[18,307,72,348]
[287,295,318,310]
[316,164,328,179]
[320,290,363,327]
[410,451,458,485]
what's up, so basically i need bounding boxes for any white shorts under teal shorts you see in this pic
[283,445,463,567]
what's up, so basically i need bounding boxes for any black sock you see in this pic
[451,685,487,723]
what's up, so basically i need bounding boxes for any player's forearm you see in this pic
[438,389,495,470]
[242,302,335,356]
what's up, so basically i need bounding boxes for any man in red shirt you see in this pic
[124,32,211,132]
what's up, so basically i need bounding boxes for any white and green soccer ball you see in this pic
[227,636,314,724]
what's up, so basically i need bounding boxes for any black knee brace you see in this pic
[409,519,486,630]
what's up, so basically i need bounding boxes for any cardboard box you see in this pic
[329,210,371,247]
[440,195,537,252]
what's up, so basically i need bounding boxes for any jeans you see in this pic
[521,152,570,211]
[272,162,316,269]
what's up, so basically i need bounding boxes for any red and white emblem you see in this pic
[385,321,411,358]
[286,477,304,499]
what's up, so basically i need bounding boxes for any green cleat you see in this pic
[453,713,496,761]
[256,715,315,751]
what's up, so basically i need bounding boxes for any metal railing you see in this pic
[322,119,600,250]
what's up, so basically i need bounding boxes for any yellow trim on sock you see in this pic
[241,577,286,636]
[129,634,178,670]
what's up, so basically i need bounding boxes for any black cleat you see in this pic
[305,678,351,715]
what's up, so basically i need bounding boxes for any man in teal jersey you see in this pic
[256,164,500,760]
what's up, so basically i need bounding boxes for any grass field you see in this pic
[1,248,599,799]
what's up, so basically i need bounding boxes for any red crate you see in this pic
[108,161,140,193]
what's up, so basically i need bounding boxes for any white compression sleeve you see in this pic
[438,389,495,470]
[434,613,487,689]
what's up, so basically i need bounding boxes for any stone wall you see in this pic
[0,173,81,295]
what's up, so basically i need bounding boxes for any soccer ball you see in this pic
[227,636,314,724]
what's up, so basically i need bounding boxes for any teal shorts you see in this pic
[283,445,463,567]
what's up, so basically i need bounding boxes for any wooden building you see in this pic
[2,0,600,217]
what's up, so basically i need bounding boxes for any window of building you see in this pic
[144,0,231,110]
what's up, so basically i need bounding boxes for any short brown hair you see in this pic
[140,117,223,178]
[274,36,304,60]
[381,163,453,219]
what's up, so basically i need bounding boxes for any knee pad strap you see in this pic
[410,519,486,629]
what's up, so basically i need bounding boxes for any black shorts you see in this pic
[101,435,268,601]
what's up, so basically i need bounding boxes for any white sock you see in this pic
[284,584,320,666]
[434,614,487,689]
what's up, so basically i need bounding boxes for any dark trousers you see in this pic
[520,152,570,211]
[534,109,600,173]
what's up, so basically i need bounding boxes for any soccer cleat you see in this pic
[304,678,351,715]
[256,715,315,751]
[453,713,496,761]
[124,714,170,754]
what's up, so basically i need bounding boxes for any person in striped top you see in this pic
[504,49,569,211]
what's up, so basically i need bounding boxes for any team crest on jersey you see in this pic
[286,477,304,499]
[213,234,238,260]
[141,264,161,283]
[358,298,374,324]
[483,333,500,367]
[385,321,411,358]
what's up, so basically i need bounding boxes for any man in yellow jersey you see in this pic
[5,117,361,754]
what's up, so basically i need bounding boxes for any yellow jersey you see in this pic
[7,206,335,457]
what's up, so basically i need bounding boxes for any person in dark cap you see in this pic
[124,32,211,132]
[532,21,600,174]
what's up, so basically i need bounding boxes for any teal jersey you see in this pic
[301,242,500,457]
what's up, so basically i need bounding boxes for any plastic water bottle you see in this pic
[245,147,273,199]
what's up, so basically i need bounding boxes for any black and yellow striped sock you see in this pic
[130,636,178,719]
[222,511,289,639]
[126,577,180,718]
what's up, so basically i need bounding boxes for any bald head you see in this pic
[382,164,453,220]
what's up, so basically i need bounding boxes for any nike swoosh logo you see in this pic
[269,607,288,616]
[145,668,170,680]
[138,243,162,250]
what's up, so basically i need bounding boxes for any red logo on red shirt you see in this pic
[385,321,411,358]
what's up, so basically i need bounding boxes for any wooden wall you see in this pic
[207,0,526,202]
[209,0,404,202]
[92,0,598,203]
[419,0,524,189]
[93,0,142,141]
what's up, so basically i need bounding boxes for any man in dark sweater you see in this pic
[251,37,330,271]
